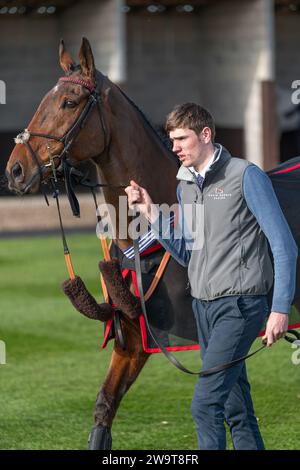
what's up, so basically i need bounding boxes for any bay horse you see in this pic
[5,38,195,450]
[5,38,300,450]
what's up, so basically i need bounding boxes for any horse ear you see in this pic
[78,37,95,80]
[59,39,76,74]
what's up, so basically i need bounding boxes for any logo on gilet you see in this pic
[208,187,232,200]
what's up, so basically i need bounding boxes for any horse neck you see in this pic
[96,84,178,250]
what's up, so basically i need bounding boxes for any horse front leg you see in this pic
[88,317,149,450]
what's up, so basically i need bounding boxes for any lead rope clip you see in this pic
[45,145,58,183]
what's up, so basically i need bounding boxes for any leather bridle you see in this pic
[14,71,109,203]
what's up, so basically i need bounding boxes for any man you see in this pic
[125,103,298,450]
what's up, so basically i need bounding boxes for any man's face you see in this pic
[169,127,209,168]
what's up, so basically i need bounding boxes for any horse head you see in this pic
[6,37,108,194]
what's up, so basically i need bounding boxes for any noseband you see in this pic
[14,72,109,208]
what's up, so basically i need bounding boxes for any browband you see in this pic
[59,76,95,93]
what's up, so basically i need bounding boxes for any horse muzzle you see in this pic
[11,162,24,183]
[5,163,40,195]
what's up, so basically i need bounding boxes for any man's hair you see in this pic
[165,103,215,142]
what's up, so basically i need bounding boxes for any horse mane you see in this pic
[114,82,180,168]
[66,67,179,168]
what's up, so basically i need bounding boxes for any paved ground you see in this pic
[0,194,97,235]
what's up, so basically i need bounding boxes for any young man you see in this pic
[125,103,298,450]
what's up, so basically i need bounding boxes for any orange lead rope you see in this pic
[99,234,111,262]
[54,181,112,302]
[99,236,112,303]
[91,187,112,302]
[52,183,77,280]
[64,252,75,280]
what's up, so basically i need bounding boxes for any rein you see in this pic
[133,235,300,375]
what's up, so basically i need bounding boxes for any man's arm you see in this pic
[125,180,191,267]
[243,165,298,346]
[149,184,192,266]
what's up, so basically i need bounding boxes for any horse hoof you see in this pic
[88,425,112,450]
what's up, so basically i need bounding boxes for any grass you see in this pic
[0,233,299,450]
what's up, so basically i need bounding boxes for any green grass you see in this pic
[0,233,299,450]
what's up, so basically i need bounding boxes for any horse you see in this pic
[5,38,196,450]
[5,38,300,450]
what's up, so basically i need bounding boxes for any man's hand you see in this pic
[262,311,289,347]
[125,180,156,221]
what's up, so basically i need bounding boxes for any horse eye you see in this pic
[64,99,77,108]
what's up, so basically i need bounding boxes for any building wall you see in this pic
[0,0,124,133]
[0,0,276,169]
[276,12,300,89]
[275,12,300,126]
[60,0,125,83]
[0,0,125,175]
[0,16,60,131]
[126,0,275,166]
[275,11,300,161]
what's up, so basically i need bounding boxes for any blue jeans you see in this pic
[191,295,269,450]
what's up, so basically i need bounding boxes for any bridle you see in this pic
[15,73,106,174]
[14,71,112,211]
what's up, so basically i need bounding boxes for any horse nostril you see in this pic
[12,162,24,181]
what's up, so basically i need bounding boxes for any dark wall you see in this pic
[216,127,245,158]
[0,131,16,175]
[280,130,300,163]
